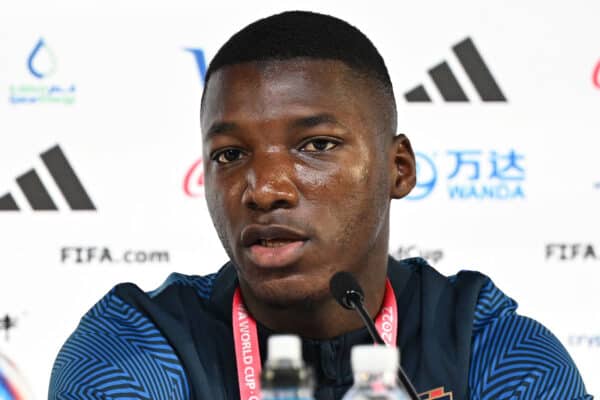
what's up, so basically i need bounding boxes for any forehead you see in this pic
[200,59,378,134]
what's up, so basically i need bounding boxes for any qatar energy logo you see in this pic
[408,149,525,200]
[0,354,32,399]
[9,38,76,105]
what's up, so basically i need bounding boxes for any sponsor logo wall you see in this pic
[1,1,599,398]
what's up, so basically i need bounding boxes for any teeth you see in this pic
[259,239,295,247]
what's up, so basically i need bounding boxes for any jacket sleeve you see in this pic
[48,289,190,400]
[468,279,592,400]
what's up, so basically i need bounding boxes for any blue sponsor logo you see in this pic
[27,38,57,79]
[186,47,207,85]
[9,37,76,105]
[408,149,526,200]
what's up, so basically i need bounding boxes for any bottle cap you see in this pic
[267,335,302,366]
[351,345,399,374]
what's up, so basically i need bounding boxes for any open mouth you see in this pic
[248,239,306,268]
[241,224,309,268]
[257,238,299,248]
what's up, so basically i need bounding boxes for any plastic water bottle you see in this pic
[341,345,411,400]
[261,335,315,400]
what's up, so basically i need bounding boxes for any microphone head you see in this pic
[329,271,365,310]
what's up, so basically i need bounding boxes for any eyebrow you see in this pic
[204,113,343,141]
[204,121,238,140]
[291,113,341,129]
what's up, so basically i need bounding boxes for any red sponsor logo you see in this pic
[184,157,204,197]
[593,60,600,89]
[420,386,453,400]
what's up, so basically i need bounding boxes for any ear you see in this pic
[389,134,416,199]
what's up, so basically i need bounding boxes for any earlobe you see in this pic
[390,134,416,199]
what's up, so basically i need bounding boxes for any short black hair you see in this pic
[202,10,397,132]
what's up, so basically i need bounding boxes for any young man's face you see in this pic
[201,59,410,307]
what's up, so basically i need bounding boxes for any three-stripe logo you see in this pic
[404,37,506,103]
[0,145,96,211]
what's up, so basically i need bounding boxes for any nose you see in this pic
[241,153,300,211]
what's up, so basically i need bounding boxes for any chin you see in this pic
[248,275,330,311]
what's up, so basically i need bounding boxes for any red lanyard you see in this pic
[232,279,398,400]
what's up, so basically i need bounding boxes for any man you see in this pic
[49,11,591,400]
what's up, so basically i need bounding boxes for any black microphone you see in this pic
[330,271,385,345]
[329,271,420,400]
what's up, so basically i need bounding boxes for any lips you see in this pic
[241,225,309,268]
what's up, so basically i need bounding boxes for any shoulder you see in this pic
[394,256,488,287]
[48,270,222,399]
[392,257,489,311]
[468,278,591,399]
[146,271,218,300]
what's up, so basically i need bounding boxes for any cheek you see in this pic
[293,162,342,194]
[206,170,243,204]
[348,162,370,184]
[331,159,388,247]
[205,175,245,231]
[296,154,386,230]
[294,147,384,201]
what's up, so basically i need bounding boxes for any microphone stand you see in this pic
[346,291,385,345]
[346,293,421,400]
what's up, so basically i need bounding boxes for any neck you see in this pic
[238,248,390,340]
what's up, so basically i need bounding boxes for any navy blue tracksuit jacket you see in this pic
[49,257,591,399]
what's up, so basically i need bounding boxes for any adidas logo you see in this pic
[404,37,506,103]
[0,145,96,211]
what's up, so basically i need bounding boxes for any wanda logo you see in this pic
[593,60,600,89]
[183,157,204,197]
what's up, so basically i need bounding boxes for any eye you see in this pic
[300,138,339,152]
[212,148,245,164]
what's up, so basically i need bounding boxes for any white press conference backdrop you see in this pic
[0,1,598,398]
